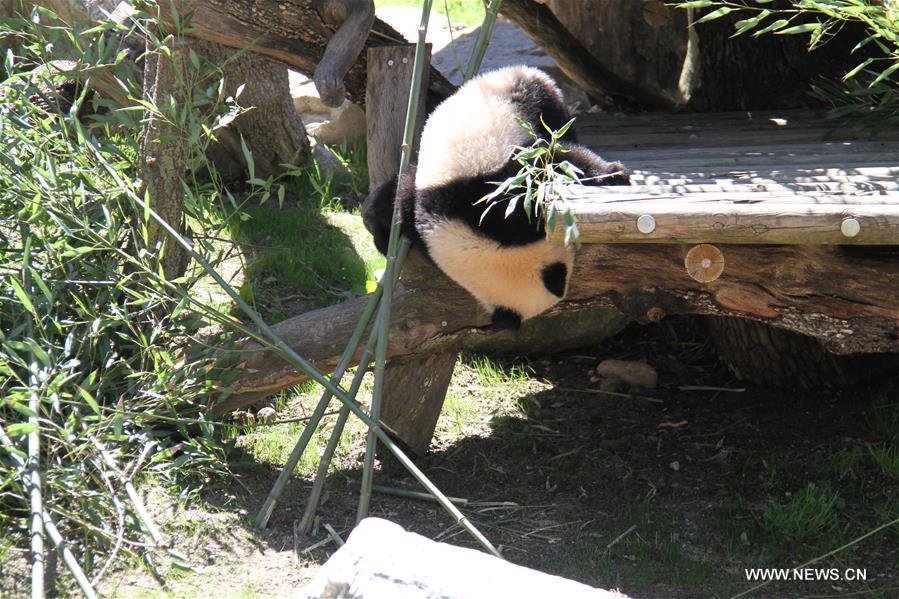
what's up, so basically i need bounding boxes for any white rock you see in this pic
[298,518,630,599]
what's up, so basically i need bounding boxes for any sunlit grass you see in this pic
[375,0,486,26]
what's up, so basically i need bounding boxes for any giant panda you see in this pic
[364,66,629,330]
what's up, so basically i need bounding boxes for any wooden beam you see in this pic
[212,243,899,414]
[550,195,899,245]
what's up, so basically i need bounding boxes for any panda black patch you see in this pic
[541,262,568,299]
[362,66,629,330]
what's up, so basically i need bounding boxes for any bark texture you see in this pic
[200,42,311,181]
[212,243,899,414]
[708,316,853,388]
[155,0,455,108]
[139,41,189,279]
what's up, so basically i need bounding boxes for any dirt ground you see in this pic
[99,316,899,599]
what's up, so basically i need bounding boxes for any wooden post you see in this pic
[366,44,454,456]
[366,44,430,190]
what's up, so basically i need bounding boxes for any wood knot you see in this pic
[685,244,725,283]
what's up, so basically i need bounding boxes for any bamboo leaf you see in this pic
[775,22,821,36]
[695,7,734,25]
[5,422,38,436]
[871,61,899,87]
[9,278,36,316]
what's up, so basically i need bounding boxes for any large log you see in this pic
[213,240,899,414]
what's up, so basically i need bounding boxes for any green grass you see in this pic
[868,443,899,481]
[228,142,382,321]
[761,482,842,554]
[375,0,486,26]
[239,374,373,477]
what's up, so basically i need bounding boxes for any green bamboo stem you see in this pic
[357,0,436,525]
[42,513,97,599]
[0,426,96,599]
[299,240,411,534]
[29,393,44,598]
[463,0,504,81]
[255,240,410,530]
[19,225,44,599]
[254,282,383,529]
[100,137,501,557]
[299,320,380,533]
[90,438,163,545]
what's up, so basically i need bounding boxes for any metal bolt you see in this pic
[402,57,408,64]
[387,59,394,66]
[636,214,656,234]
[841,217,860,238]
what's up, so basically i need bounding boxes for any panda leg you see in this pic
[490,307,522,331]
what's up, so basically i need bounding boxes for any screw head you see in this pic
[387,59,395,66]
[841,217,860,238]
[636,214,656,234]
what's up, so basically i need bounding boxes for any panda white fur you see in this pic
[364,66,629,330]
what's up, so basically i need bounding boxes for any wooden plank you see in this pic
[630,166,899,185]
[568,184,899,204]
[551,199,899,245]
[366,44,430,190]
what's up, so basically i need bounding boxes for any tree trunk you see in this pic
[199,42,311,182]
[509,0,865,111]
[542,0,691,107]
[686,4,868,111]
[139,39,189,279]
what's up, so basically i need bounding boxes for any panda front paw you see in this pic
[490,307,522,331]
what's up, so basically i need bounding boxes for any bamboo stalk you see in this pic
[253,281,383,529]
[294,238,408,533]
[19,225,45,599]
[357,0,435,523]
[372,484,469,506]
[96,141,502,557]
[90,438,163,545]
[0,426,97,599]
[463,0,503,81]
[255,240,410,530]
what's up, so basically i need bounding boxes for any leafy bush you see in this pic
[0,5,249,590]
[677,0,899,125]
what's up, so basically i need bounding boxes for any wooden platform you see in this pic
[566,110,899,245]
[221,110,899,429]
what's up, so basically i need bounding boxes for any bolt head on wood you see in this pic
[685,244,725,283]
[841,217,860,238]
[636,214,656,234]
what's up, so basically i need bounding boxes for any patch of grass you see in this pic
[831,447,865,481]
[229,205,371,318]
[375,0,486,26]
[761,482,842,554]
[229,142,382,320]
[868,403,899,443]
[868,443,899,481]
[239,374,372,477]
[436,389,480,440]
[470,354,535,389]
